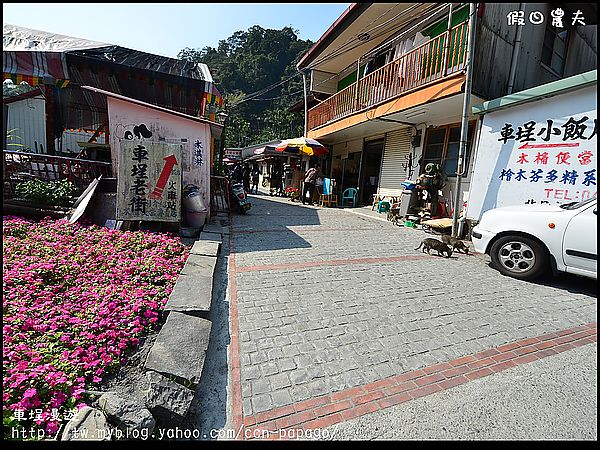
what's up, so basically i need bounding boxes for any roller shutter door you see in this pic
[378,128,412,196]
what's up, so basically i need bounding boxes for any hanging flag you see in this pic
[54,79,70,88]
[212,84,223,107]
[4,73,43,86]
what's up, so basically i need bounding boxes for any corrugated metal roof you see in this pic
[472,70,597,115]
[3,24,212,82]
[3,24,110,52]
[3,24,219,131]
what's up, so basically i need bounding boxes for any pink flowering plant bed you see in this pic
[2,216,189,438]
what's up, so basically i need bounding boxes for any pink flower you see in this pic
[16,360,28,371]
[3,215,188,435]
[46,421,59,435]
[23,388,37,399]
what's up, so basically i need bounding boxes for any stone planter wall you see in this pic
[59,217,228,440]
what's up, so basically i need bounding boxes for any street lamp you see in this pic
[217,111,228,175]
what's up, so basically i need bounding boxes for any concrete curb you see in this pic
[64,217,226,439]
[140,220,224,427]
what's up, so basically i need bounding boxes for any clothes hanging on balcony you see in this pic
[363,59,375,77]
[363,53,388,77]
[384,48,395,65]
[413,31,429,48]
[397,32,430,88]
[395,38,414,86]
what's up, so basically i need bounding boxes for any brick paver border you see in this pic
[228,224,597,440]
[240,322,596,438]
[228,231,244,436]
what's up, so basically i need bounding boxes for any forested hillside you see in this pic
[178,26,313,148]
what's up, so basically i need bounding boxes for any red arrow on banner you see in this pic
[148,155,178,199]
[518,142,580,150]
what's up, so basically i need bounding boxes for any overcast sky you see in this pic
[3,3,351,58]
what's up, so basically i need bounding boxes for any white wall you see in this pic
[467,85,597,220]
[107,97,212,214]
[6,96,46,152]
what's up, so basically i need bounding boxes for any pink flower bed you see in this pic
[2,216,189,436]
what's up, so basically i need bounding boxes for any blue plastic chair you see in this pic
[341,188,358,207]
[323,178,331,195]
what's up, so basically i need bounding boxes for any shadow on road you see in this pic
[532,271,598,298]
[484,262,598,298]
[229,195,321,254]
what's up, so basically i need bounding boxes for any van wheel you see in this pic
[489,235,548,281]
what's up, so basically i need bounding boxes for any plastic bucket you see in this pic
[184,208,208,227]
[182,190,206,212]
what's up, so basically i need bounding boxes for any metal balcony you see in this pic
[307,21,469,131]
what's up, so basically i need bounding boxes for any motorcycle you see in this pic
[229,180,252,214]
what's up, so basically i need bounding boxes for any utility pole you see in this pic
[441,3,453,76]
[452,2,477,237]
[217,111,228,175]
[302,70,308,137]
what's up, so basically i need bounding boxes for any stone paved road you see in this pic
[227,194,597,434]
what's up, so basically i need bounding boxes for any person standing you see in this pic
[251,164,260,194]
[232,162,244,184]
[277,162,285,196]
[242,162,251,194]
[302,163,320,205]
[271,162,285,196]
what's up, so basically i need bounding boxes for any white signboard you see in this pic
[116,141,182,221]
[224,148,242,158]
[467,86,597,220]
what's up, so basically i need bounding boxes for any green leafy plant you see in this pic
[5,128,27,150]
[14,179,77,207]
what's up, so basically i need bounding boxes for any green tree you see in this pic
[178,26,313,147]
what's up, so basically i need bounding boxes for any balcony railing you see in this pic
[308,20,469,131]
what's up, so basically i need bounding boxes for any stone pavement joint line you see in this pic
[239,322,596,439]
[236,255,431,273]
[232,227,376,234]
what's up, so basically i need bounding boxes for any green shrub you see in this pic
[14,179,77,207]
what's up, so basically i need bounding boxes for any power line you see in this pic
[223,3,450,113]
[245,88,305,102]
[309,3,449,71]
[224,5,431,110]
[304,3,452,106]
[304,3,427,70]
[226,71,302,109]
[301,3,449,98]
[364,3,456,60]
